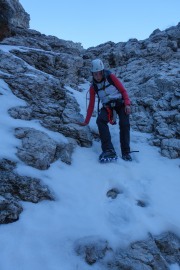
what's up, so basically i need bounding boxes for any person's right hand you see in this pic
[125,105,131,115]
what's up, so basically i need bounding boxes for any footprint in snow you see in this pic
[106,188,123,199]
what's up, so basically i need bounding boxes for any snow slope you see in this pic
[0,67,180,270]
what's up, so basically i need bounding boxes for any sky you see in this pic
[0,44,180,269]
[19,0,180,49]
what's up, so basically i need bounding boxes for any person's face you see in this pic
[93,71,103,82]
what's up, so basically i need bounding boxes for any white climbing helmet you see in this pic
[91,59,104,72]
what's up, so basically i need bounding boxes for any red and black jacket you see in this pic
[84,70,130,124]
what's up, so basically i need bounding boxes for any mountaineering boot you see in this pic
[99,149,118,163]
[122,153,132,161]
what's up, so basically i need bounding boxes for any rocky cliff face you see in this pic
[82,25,180,159]
[0,0,30,40]
[0,0,179,213]
[0,1,180,268]
[0,0,92,224]
[1,1,179,159]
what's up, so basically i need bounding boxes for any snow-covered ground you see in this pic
[0,70,180,270]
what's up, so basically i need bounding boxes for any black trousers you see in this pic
[96,102,130,155]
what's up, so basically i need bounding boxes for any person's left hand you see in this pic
[125,105,131,114]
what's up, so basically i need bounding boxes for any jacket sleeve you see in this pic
[110,74,131,106]
[84,85,96,124]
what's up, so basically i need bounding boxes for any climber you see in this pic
[78,59,132,162]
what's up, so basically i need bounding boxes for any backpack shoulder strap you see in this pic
[92,82,98,95]
[92,69,114,95]
[104,69,115,86]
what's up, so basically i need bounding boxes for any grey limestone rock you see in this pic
[0,158,54,224]
[0,0,30,40]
